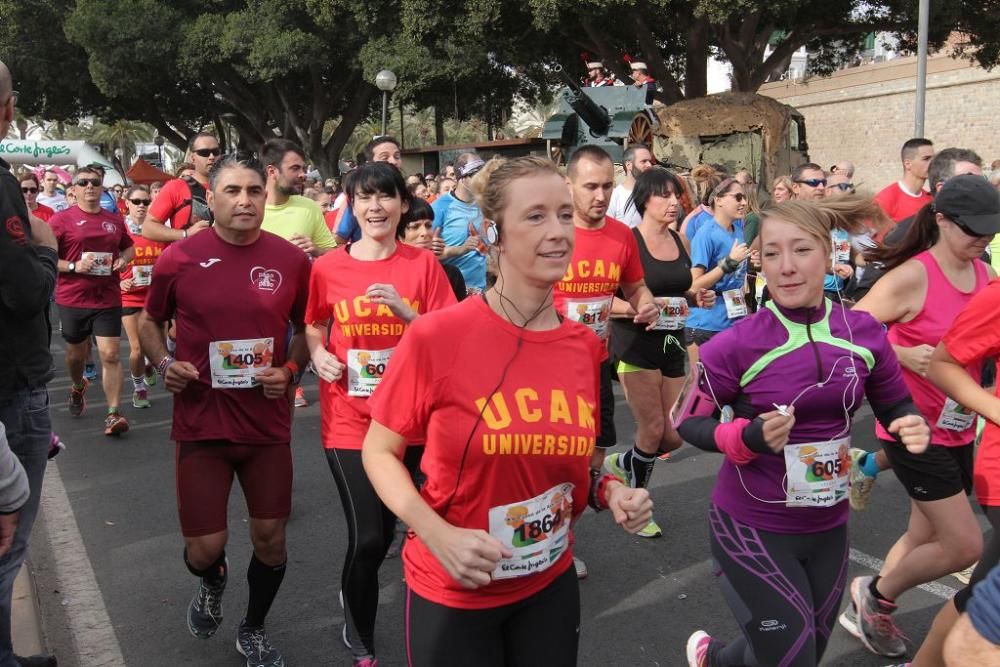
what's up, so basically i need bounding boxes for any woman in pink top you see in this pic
[842,175,999,659]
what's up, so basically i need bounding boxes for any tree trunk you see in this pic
[320,82,378,175]
[685,18,710,98]
[434,106,445,145]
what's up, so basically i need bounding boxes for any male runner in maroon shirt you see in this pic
[139,156,310,667]
[50,166,135,435]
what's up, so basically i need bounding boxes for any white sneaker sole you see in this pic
[685,630,709,667]
[838,609,860,638]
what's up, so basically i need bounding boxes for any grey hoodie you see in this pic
[0,423,28,514]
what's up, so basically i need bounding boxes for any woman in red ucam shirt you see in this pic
[119,185,165,408]
[362,156,653,667]
[304,162,456,667]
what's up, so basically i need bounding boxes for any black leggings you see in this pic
[405,564,580,667]
[708,505,848,667]
[326,446,422,659]
[954,505,1000,612]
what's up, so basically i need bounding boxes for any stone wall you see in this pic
[759,53,1000,195]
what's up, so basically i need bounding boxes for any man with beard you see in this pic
[608,143,655,228]
[260,138,336,259]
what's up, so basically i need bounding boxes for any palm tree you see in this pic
[508,99,560,139]
[89,120,155,165]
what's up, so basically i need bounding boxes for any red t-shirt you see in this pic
[121,222,166,308]
[553,216,644,341]
[50,206,134,309]
[305,243,457,449]
[148,177,203,231]
[369,297,606,609]
[323,210,338,232]
[941,279,1000,506]
[873,181,932,223]
[144,229,311,445]
[31,204,54,222]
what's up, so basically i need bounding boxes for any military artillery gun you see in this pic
[541,65,654,164]
[541,66,809,189]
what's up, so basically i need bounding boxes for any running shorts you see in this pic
[175,440,293,537]
[58,305,122,343]
[121,306,142,317]
[881,439,974,501]
[685,327,718,347]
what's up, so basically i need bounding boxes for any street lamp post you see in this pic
[375,69,397,137]
[153,134,165,169]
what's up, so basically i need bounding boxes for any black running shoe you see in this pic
[186,559,227,639]
[236,621,285,667]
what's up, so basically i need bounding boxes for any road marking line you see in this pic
[849,548,959,600]
[40,463,126,666]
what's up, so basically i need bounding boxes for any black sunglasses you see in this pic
[129,198,151,206]
[723,193,747,202]
[795,178,827,188]
[193,148,222,158]
[21,187,38,194]
[74,178,102,187]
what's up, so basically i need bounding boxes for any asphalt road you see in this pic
[26,339,983,667]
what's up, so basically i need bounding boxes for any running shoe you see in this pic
[839,602,861,638]
[104,412,130,436]
[953,562,977,585]
[132,388,151,409]
[294,387,308,408]
[68,379,89,417]
[573,556,588,580]
[603,452,632,486]
[850,576,907,657]
[353,659,378,667]
[686,630,711,667]
[47,433,65,460]
[144,363,157,386]
[849,448,877,512]
[236,621,285,667]
[83,363,98,382]
[187,562,227,639]
[637,518,663,538]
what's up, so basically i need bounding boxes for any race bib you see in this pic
[488,482,574,580]
[722,288,748,319]
[346,348,394,397]
[783,437,851,508]
[831,229,851,265]
[652,297,688,331]
[936,397,976,432]
[566,296,613,339]
[209,338,274,389]
[132,264,153,287]
[82,251,113,276]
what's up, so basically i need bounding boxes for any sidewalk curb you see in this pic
[12,561,45,657]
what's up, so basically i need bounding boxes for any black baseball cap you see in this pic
[934,174,1000,236]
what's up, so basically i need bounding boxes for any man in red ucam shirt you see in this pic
[138,156,310,667]
[554,146,658,570]
[50,166,135,435]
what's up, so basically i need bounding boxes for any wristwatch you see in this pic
[68,262,76,273]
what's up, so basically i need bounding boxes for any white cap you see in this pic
[630,62,647,70]
[586,61,604,69]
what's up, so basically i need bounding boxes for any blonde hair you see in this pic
[760,197,890,255]
[771,175,794,198]
[690,163,722,206]
[467,156,563,228]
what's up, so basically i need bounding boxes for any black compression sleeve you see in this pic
[871,396,924,436]
[678,417,721,453]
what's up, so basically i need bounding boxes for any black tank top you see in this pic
[610,227,692,362]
